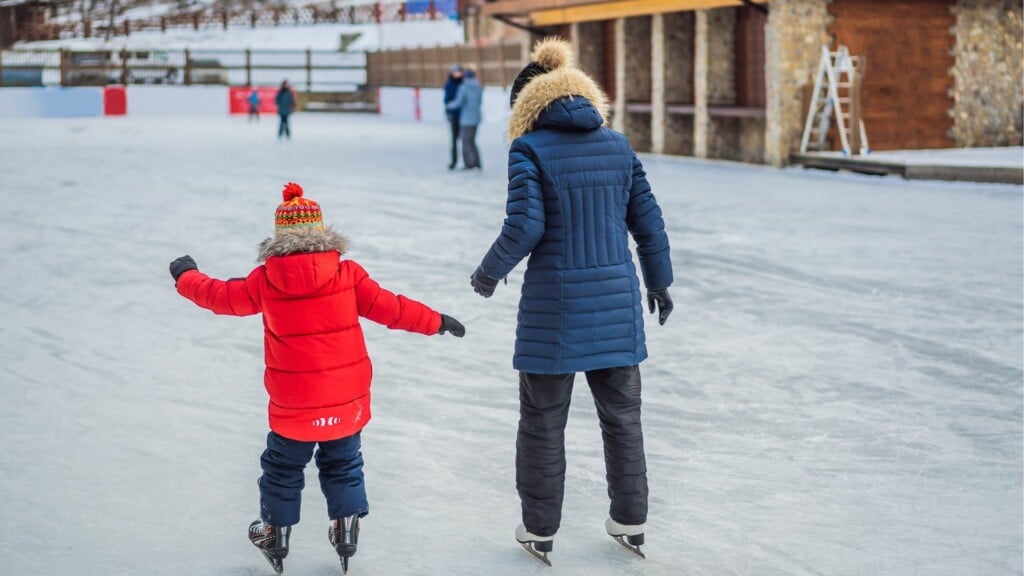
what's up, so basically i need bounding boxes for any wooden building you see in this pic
[0,0,50,48]
[472,0,1022,165]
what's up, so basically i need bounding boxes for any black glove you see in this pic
[438,314,465,337]
[470,266,499,298]
[169,255,198,282]
[647,288,673,326]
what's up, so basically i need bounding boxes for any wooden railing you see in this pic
[17,1,458,43]
[366,41,525,89]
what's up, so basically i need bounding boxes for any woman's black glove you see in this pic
[438,314,466,337]
[647,288,673,325]
[169,255,198,282]
[470,266,499,298]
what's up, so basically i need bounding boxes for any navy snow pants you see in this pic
[517,365,649,537]
[258,431,368,527]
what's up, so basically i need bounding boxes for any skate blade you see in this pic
[519,542,552,566]
[260,549,284,574]
[612,535,646,559]
[341,555,349,574]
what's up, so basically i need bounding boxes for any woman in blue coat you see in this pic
[469,38,673,562]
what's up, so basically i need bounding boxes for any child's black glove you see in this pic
[470,266,498,298]
[169,255,198,282]
[647,288,673,326]
[438,314,466,337]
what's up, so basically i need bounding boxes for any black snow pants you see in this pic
[516,365,648,537]
[447,111,461,167]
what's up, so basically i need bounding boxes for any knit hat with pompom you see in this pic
[509,37,574,108]
[275,182,324,232]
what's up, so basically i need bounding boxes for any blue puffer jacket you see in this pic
[478,79,672,374]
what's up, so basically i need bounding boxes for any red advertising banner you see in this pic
[229,86,279,115]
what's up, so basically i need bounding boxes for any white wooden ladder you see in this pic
[800,45,870,155]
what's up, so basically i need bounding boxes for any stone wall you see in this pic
[575,21,608,95]
[764,0,830,165]
[951,0,1023,146]
[707,7,737,104]
[664,11,694,104]
[624,15,653,151]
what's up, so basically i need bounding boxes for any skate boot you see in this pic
[248,519,291,574]
[329,514,360,574]
[605,517,645,558]
[514,524,554,566]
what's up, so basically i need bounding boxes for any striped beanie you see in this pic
[275,182,324,232]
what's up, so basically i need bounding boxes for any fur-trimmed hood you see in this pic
[258,226,348,262]
[507,38,610,142]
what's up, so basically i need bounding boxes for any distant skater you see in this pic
[275,80,297,139]
[443,65,464,170]
[445,67,482,170]
[168,183,465,574]
[248,88,261,122]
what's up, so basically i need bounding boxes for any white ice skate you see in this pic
[515,524,554,566]
[605,517,645,558]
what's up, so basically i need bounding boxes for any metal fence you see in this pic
[18,0,459,43]
[366,41,525,89]
[0,48,366,91]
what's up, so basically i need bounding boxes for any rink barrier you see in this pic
[2,85,230,117]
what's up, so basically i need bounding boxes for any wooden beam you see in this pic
[482,0,607,17]
[530,0,765,26]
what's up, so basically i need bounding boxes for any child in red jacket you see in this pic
[169,183,464,574]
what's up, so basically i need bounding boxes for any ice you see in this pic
[0,114,1020,576]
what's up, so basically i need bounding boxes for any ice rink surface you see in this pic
[0,114,1020,576]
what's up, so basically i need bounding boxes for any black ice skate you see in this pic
[514,524,554,566]
[329,515,360,574]
[605,517,646,558]
[249,519,291,574]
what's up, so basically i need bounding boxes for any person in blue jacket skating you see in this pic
[469,38,674,563]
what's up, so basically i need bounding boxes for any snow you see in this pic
[16,19,464,51]
[0,114,1021,576]
[815,147,1023,168]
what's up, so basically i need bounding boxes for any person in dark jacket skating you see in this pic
[169,183,465,574]
[275,80,297,139]
[469,38,673,563]
[443,65,464,169]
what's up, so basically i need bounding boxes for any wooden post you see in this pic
[59,49,67,86]
[184,48,191,85]
[0,50,4,87]
[159,17,165,33]
[475,43,484,85]
[123,19,129,36]
[245,48,252,86]
[305,49,312,93]
[434,44,443,86]
[85,19,92,37]
[221,11,228,30]
[192,12,199,30]
[250,10,256,28]
[120,48,128,85]
[496,40,507,88]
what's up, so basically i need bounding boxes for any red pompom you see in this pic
[282,182,304,201]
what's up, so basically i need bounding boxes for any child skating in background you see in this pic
[168,183,465,574]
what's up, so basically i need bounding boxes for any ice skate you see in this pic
[514,524,554,566]
[329,515,360,574]
[605,517,645,558]
[248,519,291,574]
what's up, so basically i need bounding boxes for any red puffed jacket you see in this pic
[175,228,441,442]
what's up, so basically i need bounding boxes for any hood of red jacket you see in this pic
[264,251,342,295]
[258,227,349,295]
